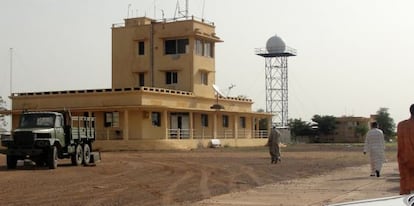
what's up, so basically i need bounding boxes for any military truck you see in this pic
[1,111,99,169]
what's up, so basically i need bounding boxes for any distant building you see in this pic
[6,16,271,150]
[334,116,371,143]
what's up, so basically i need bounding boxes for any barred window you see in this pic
[105,112,119,128]
[166,71,178,84]
[201,71,208,85]
[152,112,161,127]
[201,114,208,127]
[222,115,229,128]
[195,39,214,58]
[138,41,145,55]
[240,117,246,128]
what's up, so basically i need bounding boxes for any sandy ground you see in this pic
[0,144,397,206]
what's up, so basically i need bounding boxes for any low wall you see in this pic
[93,138,268,151]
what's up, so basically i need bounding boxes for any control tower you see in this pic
[255,35,296,128]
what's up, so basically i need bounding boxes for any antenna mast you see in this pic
[175,0,189,19]
[185,0,189,18]
[201,0,206,19]
[127,4,131,18]
[9,48,13,95]
[153,0,156,18]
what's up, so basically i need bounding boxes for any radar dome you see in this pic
[266,35,286,53]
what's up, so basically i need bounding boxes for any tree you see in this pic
[0,96,7,129]
[311,115,337,135]
[288,118,315,137]
[355,124,369,139]
[375,108,395,141]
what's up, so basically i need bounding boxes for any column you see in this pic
[213,112,217,139]
[123,110,129,140]
[163,110,168,139]
[189,112,194,139]
[233,115,238,139]
[252,116,256,139]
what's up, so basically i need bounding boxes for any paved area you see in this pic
[195,162,400,206]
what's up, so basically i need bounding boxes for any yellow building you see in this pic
[7,16,271,150]
[334,116,370,143]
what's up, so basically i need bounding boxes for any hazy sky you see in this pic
[1,0,414,125]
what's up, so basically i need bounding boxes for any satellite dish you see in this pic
[212,84,225,97]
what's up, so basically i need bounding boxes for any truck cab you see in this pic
[14,112,66,148]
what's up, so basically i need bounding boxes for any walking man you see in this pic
[363,122,385,177]
[397,104,414,195]
[267,126,281,164]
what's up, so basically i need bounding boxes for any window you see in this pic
[138,72,145,87]
[20,114,55,128]
[201,71,208,85]
[195,39,214,58]
[55,116,63,127]
[105,112,119,128]
[164,39,189,55]
[138,41,145,55]
[152,112,161,127]
[201,114,208,127]
[222,115,229,128]
[166,71,178,84]
[204,42,211,57]
[195,39,203,55]
[240,117,246,128]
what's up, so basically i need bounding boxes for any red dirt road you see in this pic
[0,144,397,206]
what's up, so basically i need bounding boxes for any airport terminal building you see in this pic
[6,16,271,150]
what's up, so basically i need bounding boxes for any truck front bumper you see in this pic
[6,148,45,157]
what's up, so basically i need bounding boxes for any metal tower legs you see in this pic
[265,57,288,128]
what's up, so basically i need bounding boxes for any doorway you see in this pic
[170,113,190,139]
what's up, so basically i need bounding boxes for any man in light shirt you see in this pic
[363,121,385,177]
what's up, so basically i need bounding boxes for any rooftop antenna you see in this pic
[185,0,189,18]
[175,0,189,19]
[161,9,165,20]
[153,0,156,18]
[174,1,179,19]
[226,84,236,97]
[9,48,13,96]
[127,4,131,18]
[201,0,206,19]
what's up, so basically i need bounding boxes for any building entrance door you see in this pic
[170,113,190,139]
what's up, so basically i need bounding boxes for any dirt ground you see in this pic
[0,144,397,206]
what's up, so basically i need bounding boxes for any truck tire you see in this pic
[71,144,83,166]
[83,143,91,165]
[48,146,58,169]
[6,155,17,169]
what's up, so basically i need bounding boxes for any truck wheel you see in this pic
[71,144,83,166]
[6,155,17,169]
[83,143,91,165]
[48,146,58,169]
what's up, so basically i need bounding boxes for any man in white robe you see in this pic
[363,122,385,177]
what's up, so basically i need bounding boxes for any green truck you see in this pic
[1,111,100,169]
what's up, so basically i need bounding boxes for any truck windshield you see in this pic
[19,114,56,128]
